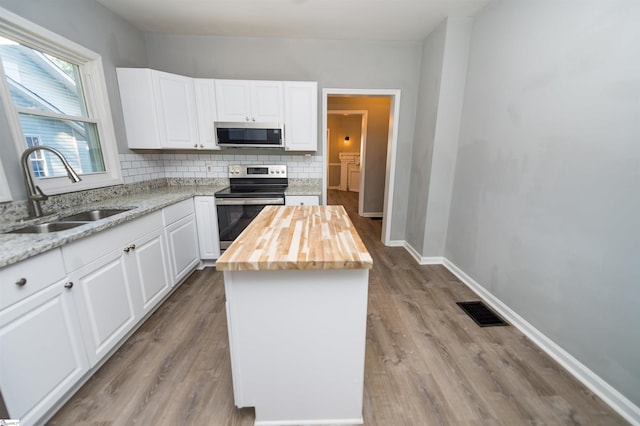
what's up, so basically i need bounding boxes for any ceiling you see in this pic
[96,0,492,41]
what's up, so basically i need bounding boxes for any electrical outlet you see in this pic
[205,161,214,176]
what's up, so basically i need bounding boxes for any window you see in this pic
[0,7,121,196]
[25,135,47,177]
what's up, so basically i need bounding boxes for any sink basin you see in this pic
[8,221,87,234]
[59,208,131,222]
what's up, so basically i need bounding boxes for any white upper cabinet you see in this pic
[284,81,318,151]
[117,68,200,149]
[215,80,284,123]
[193,79,219,150]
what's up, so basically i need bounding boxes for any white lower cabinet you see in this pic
[163,199,200,284]
[0,249,89,426]
[0,200,202,425]
[285,195,320,206]
[63,211,171,366]
[193,196,221,260]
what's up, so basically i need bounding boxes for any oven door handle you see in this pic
[215,198,285,206]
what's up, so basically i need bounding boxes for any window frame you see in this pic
[0,7,122,196]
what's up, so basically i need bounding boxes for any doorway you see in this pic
[322,89,401,246]
[327,110,367,206]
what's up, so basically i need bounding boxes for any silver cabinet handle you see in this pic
[124,246,130,253]
[64,282,74,289]
[124,243,136,253]
[130,244,136,250]
[15,278,27,286]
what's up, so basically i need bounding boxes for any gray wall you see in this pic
[447,0,640,406]
[143,33,422,240]
[405,21,447,254]
[0,0,147,198]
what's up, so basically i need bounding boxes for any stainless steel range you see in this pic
[215,164,287,251]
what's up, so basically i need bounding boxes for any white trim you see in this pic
[322,88,401,246]
[403,241,444,265]
[386,239,405,247]
[440,256,640,426]
[0,6,122,196]
[360,212,383,218]
[255,419,362,426]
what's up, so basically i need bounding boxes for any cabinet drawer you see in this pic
[63,211,163,272]
[0,249,66,311]
[285,195,319,206]
[163,198,194,225]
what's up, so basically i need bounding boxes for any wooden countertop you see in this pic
[216,205,373,271]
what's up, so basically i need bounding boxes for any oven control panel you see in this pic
[228,164,287,178]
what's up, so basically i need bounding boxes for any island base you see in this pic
[223,268,369,426]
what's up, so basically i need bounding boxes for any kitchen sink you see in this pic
[59,208,131,222]
[7,221,87,234]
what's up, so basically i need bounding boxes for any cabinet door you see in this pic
[165,214,200,285]
[285,195,320,206]
[284,81,318,151]
[70,250,138,366]
[215,80,252,122]
[194,78,219,150]
[250,81,284,123]
[0,280,89,425]
[129,230,172,312]
[116,68,161,149]
[153,70,200,149]
[194,196,221,260]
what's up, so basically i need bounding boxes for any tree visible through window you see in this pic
[0,34,105,178]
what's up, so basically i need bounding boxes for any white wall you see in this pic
[447,0,640,408]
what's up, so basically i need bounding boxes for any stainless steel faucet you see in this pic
[20,146,81,217]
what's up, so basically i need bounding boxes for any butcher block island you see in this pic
[217,205,372,426]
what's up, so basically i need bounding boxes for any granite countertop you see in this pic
[0,181,322,269]
[216,205,373,271]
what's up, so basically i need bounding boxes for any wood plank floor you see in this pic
[48,190,628,425]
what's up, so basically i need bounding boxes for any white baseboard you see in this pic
[360,212,383,218]
[403,241,444,265]
[386,239,405,247]
[441,257,640,426]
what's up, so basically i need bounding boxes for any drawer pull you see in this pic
[64,282,74,289]
[123,244,136,253]
[15,278,27,286]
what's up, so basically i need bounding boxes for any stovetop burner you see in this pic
[215,186,287,198]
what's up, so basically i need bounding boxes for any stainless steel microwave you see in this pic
[214,122,284,148]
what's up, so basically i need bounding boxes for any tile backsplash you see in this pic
[120,152,323,184]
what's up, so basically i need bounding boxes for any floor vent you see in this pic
[456,301,509,327]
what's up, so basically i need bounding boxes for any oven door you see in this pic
[216,197,284,251]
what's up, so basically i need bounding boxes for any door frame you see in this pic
[322,88,401,245]
[327,110,368,215]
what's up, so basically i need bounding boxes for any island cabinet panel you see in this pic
[0,252,89,426]
[218,205,371,425]
[224,269,369,425]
